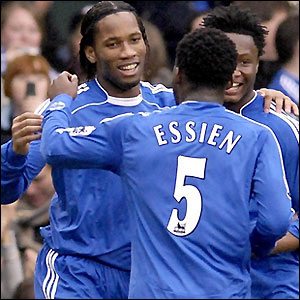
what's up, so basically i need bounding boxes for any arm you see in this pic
[40,94,123,172]
[41,71,123,171]
[250,129,292,257]
[1,113,46,204]
[258,88,299,116]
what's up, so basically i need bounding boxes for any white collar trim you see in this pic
[95,78,143,106]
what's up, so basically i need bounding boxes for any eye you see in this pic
[131,36,142,43]
[241,60,251,65]
[107,42,119,48]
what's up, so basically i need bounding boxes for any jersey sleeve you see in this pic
[1,99,52,204]
[250,128,292,257]
[1,135,46,205]
[40,94,124,174]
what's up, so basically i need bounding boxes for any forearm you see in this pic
[1,140,46,203]
[1,141,28,203]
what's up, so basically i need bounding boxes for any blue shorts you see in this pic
[34,243,130,299]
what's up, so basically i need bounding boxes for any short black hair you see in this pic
[79,1,149,81]
[276,13,299,64]
[202,4,268,57]
[176,27,237,90]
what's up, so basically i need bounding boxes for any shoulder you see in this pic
[71,80,108,114]
[140,81,175,108]
[244,94,299,144]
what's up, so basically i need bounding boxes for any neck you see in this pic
[97,76,141,98]
[181,87,224,106]
[283,58,299,79]
[224,89,256,113]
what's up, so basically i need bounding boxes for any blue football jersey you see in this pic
[268,69,299,106]
[1,79,175,271]
[41,96,292,299]
[238,92,299,299]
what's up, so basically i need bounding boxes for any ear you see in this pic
[173,66,181,85]
[255,61,259,73]
[84,46,97,64]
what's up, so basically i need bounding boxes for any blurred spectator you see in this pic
[1,54,51,144]
[1,203,24,299]
[1,1,58,80]
[234,1,292,89]
[1,165,54,298]
[1,1,42,74]
[53,5,93,82]
[13,277,35,300]
[268,14,299,107]
[15,164,54,253]
[142,20,173,87]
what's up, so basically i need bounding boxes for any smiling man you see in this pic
[1,2,174,299]
[203,5,299,299]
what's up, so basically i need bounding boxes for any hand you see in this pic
[48,71,78,100]
[258,88,299,117]
[12,112,43,155]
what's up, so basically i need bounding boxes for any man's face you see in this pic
[224,33,259,107]
[91,12,147,92]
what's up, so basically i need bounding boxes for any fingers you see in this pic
[13,112,44,124]
[12,115,43,136]
[71,74,78,84]
[290,101,299,117]
[15,133,42,145]
[11,113,44,155]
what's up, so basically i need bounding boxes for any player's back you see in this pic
[119,101,291,298]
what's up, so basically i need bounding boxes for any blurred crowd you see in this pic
[1,1,299,298]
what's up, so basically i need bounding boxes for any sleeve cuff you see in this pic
[6,141,27,168]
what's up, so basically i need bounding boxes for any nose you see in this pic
[233,68,242,77]
[120,42,136,58]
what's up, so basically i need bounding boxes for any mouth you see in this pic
[225,82,243,95]
[117,63,139,76]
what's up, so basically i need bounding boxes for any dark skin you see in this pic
[11,17,299,156]
[172,66,226,106]
[224,33,260,112]
[223,33,298,115]
[84,12,147,98]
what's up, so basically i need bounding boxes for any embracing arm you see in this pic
[1,113,46,204]
[258,88,299,116]
[40,94,122,172]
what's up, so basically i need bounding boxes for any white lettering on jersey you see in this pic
[153,121,242,153]
[169,122,181,143]
[153,124,168,146]
[207,124,223,146]
[49,101,66,111]
[186,121,196,142]
[219,131,242,154]
[56,126,96,136]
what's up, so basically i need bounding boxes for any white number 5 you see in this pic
[167,155,206,236]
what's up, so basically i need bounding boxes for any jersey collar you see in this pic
[95,78,143,106]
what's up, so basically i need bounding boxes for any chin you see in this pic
[224,96,240,105]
